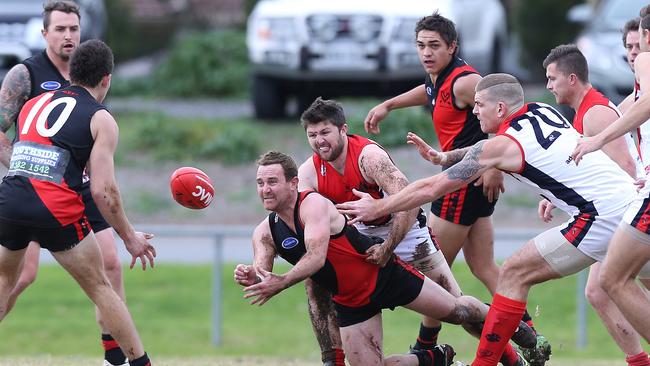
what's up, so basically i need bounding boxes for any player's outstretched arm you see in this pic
[365,84,427,134]
[244,195,330,306]
[88,110,155,270]
[0,64,30,167]
[235,221,278,287]
[338,137,517,223]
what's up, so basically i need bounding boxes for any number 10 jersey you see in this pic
[0,86,106,228]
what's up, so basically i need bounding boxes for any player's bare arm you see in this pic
[89,110,155,270]
[573,53,650,163]
[245,194,331,305]
[365,84,428,134]
[583,105,637,178]
[0,64,30,167]
[452,73,481,109]
[358,144,418,265]
[618,93,635,114]
[337,137,519,222]
[297,157,318,191]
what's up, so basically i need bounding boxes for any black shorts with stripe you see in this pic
[0,216,91,252]
[81,184,111,233]
[431,179,496,226]
[334,256,424,327]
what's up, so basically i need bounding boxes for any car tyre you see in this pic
[252,75,287,119]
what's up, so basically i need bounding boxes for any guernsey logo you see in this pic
[41,81,62,90]
[281,237,299,249]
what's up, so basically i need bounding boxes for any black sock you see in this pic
[129,352,151,366]
[413,349,434,366]
[414,323,441,350]
[101,334,127,365]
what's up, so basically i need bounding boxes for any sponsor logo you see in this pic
[281,237,299,249]
[426,86,432,95]
[485,333,501,342]
[41,81,62,91]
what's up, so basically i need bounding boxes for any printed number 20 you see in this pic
[20,93,77,137]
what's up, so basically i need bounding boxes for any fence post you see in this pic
[576,269,587,349]
[212,233,224,346]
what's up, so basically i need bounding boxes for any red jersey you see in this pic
[425,57,487,152]
[268,191,417,307]
[572,88,618,134]
[0,86,105,228]
[312,134,390,225]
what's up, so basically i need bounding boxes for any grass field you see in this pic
[0,263,625,364]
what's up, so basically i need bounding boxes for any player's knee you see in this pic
[584,281,610,310]
[598,267,621,296]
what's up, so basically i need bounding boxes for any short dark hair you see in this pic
[640,5,650,30]
[542,44,589,83]
[300,97,346,129]
[256,151,298,181]
[415,12,458,55]
[622,17,641,46]
[43,1,80,30]
[70,40,114,87]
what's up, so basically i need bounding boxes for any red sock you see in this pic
[334,348,345,366]
[472,293,527,366]
[627,351,650,366]
[499,344,519,366]
[102,338,120,351]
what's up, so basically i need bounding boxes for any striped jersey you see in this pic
[497,103,636,226]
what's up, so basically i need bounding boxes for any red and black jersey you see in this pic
[312,134,390,226]
[425,57,487,152]
[572,88,617,134]
[268,191,399,308]
[22,50,70,100]
[0,86,106,228]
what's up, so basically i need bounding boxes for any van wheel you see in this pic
[252,76,287,119]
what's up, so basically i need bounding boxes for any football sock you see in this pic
[499,344,519,366]
[414,324,442,350]
[521,309,536,331]
[473,293,526,366]
[102,334,127,365]
[626,351,650,366]
[322,348,345,366]
[129,352,151,366]
[413,349,434,366]
[334,348,345,366]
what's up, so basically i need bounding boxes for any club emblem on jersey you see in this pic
[281,237,299,249]
[41,81,62,90]
[440,91,451,104]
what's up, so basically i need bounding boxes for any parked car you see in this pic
[569,0,648,104]
[0,0,106,79]
[247,0,508,119]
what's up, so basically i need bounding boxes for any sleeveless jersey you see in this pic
[22,50,69,99]
[313,134,391,226]
[425,57,487,152]
[0,86,106,227]
[497,103,636,243]
[268,191,393,308]
[572,87,643,177]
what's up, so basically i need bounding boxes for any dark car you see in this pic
[569,0,648,103]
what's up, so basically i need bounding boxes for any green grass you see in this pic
[0,263,622,363]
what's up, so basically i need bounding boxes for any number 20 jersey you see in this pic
[497,103,636,218]
[0,86,106,228]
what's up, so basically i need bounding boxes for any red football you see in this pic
[170,167,215,209]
